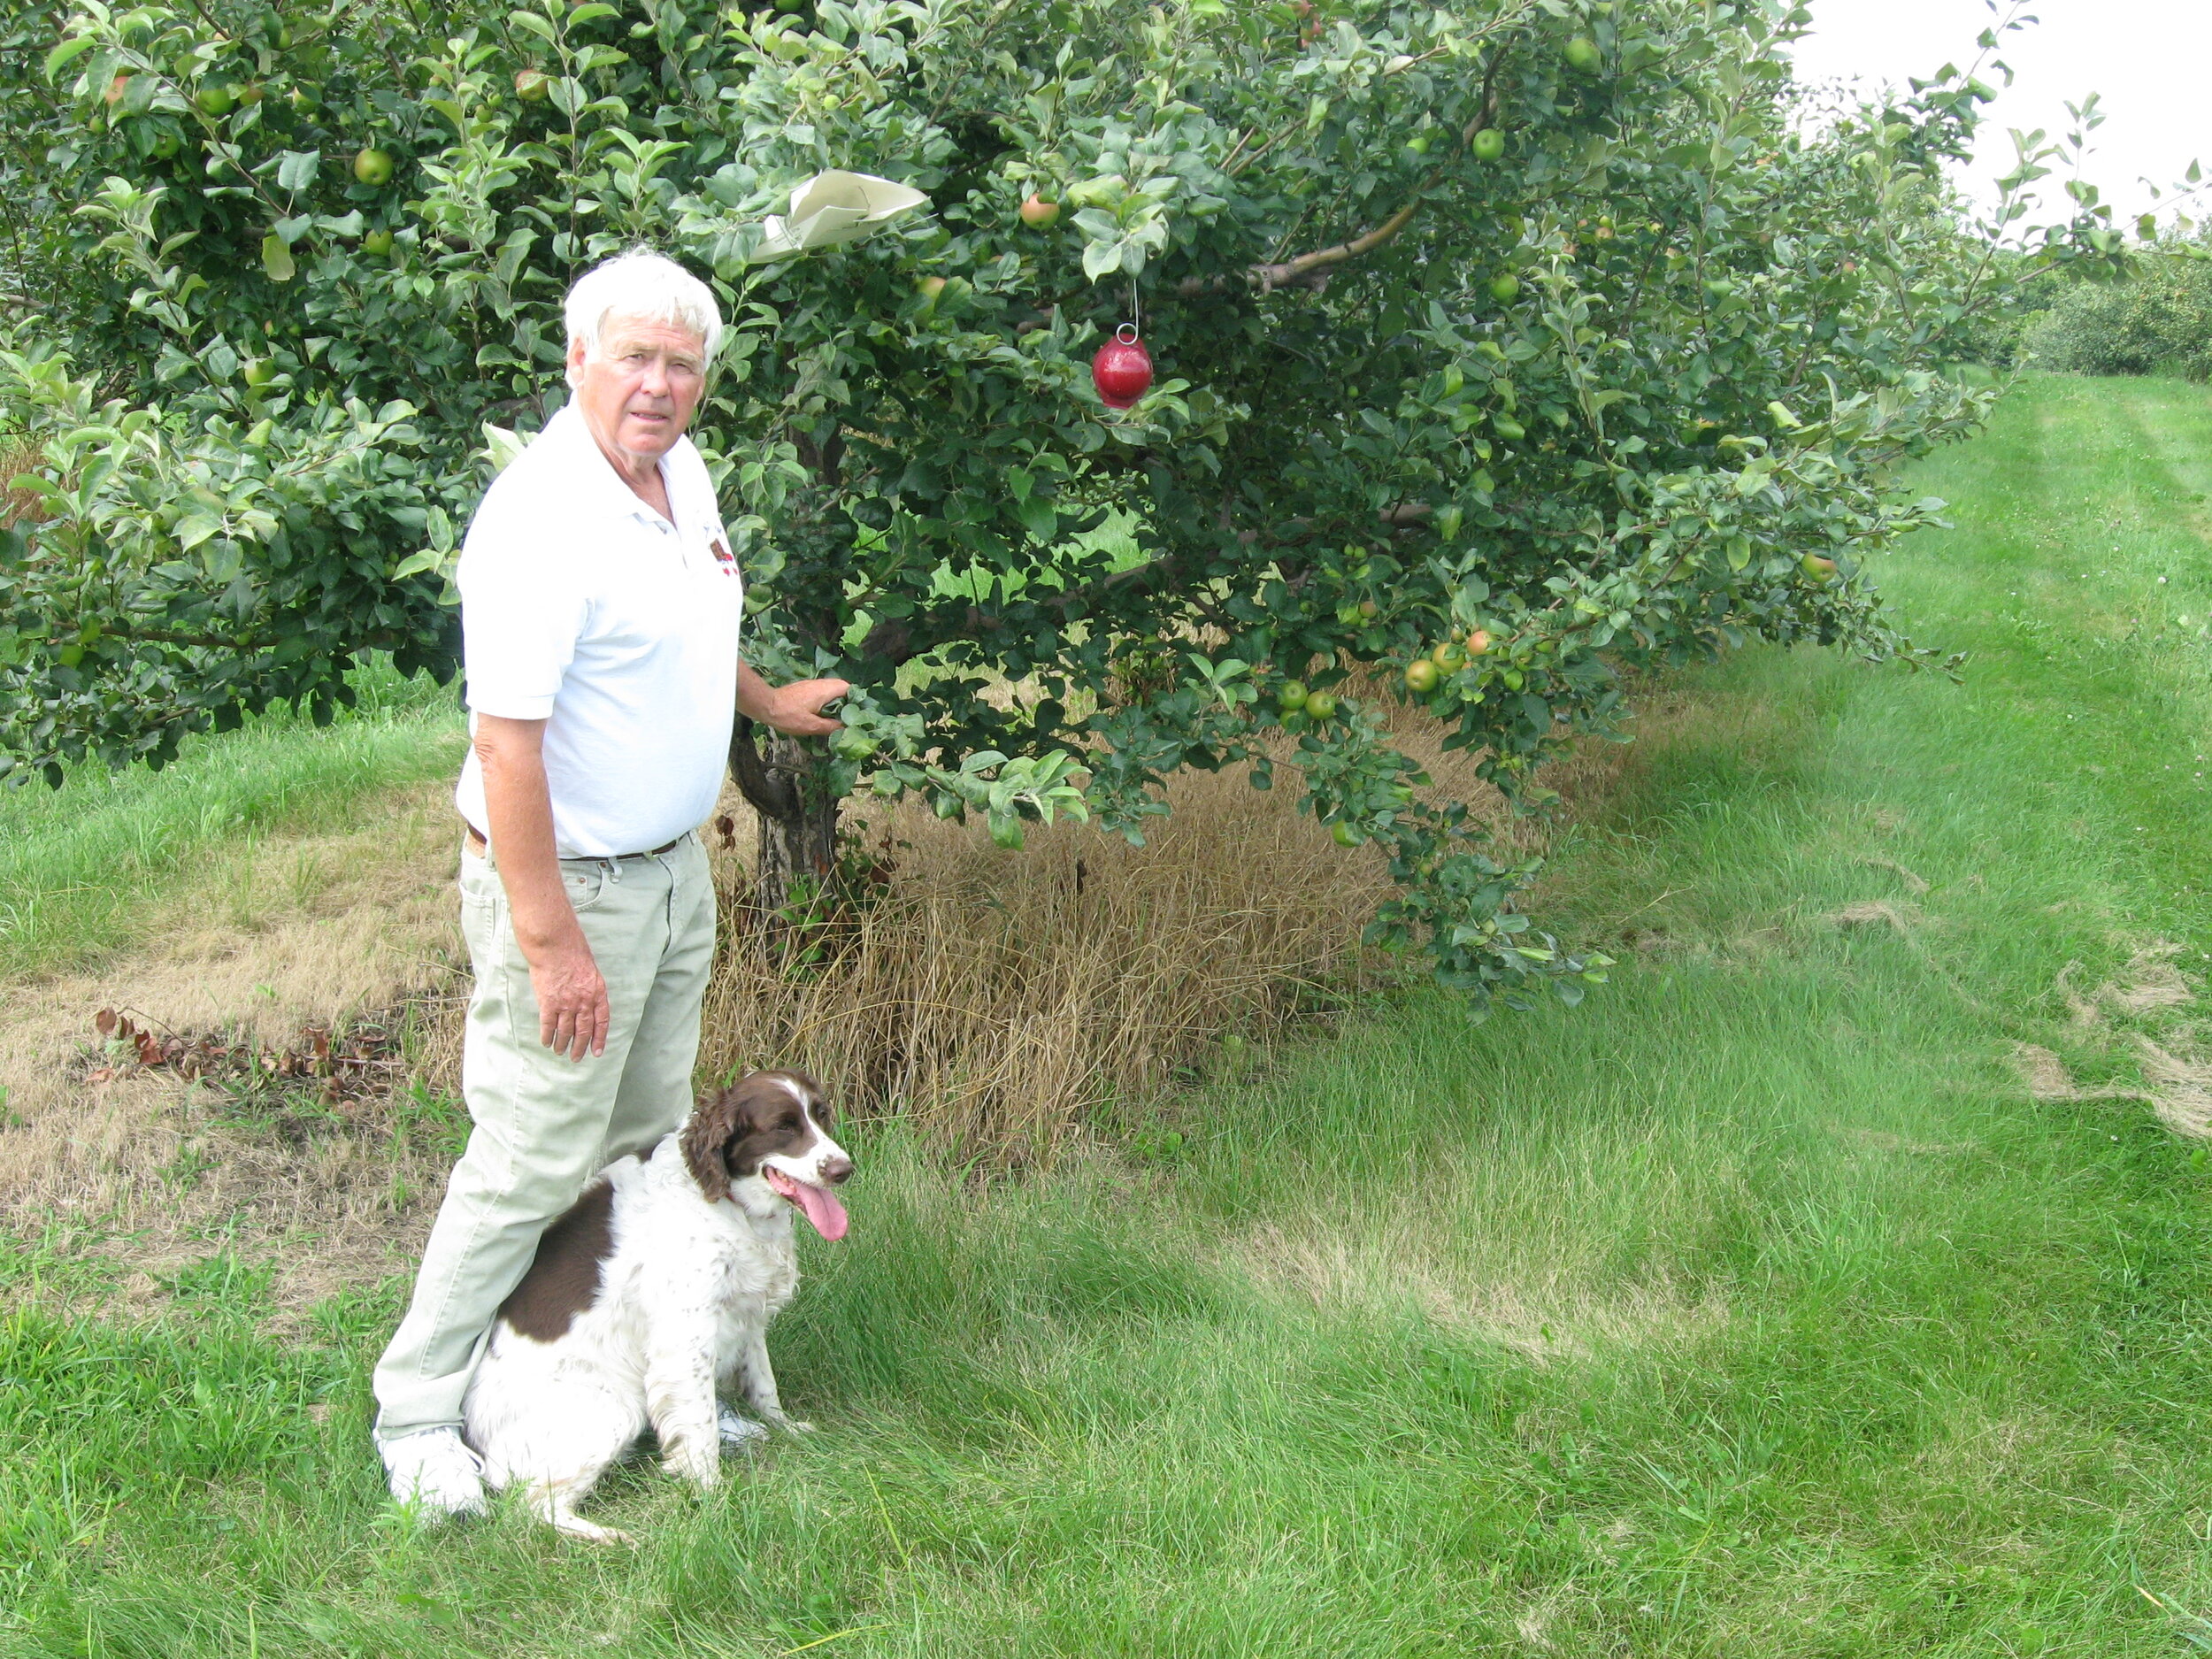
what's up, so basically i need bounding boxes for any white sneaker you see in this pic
[718,1408,768,1449]
[381,1427,487,1519]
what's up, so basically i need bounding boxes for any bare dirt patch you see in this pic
[1232,1217,1728,1362]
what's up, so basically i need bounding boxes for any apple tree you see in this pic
[0,0,2124,1005]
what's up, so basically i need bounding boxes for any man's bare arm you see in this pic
[738,661,849,736]
[473,713,611,1062]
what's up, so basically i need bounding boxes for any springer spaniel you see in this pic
[462,1069,852,1543]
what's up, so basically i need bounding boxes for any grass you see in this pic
[9,373,2212,1654]
[0,658,466,982]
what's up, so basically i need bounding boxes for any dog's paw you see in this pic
[664,1448,722,1489]
[548,1513,636,1548]
[718,1409,769,1450]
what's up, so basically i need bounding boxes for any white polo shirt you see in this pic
[452,403,745,859]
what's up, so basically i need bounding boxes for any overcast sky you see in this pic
[1787,0,2210,227]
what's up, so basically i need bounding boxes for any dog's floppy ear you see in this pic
[680,1080,752,1202]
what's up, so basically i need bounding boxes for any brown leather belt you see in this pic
[464,823,687,861]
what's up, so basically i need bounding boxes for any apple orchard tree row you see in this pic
[0,0,2131,1007]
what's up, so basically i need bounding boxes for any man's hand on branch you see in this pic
[745,672,852,738]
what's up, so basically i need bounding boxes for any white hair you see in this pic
[563,249,723,386]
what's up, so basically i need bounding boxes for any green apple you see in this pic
[1471,127,1506,163]
[1563,35,1601,73]
[352,146,395,187]
[361,227,395,257]
[1277,680,1309,711]
[1489,273,1521,303]
[241,357,277,388]
[1404,658,1440,695]
[1331,820,1360,848]
[1304,689,1338,720]
[196,84,236,117]
[1800,554,1838,582]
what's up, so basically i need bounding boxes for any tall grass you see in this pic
[9,376,2212,1654]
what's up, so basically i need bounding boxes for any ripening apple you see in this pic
[1471,127,1506,164]
[1466,628,1493,656]
[514,69,550,101]
[235,82,264,106]
[1018,193,1060,228]
[104,73,131,109]
[1404,658,1440,695]
[353,147,395,187]
[1800,554,1838,582]
[917,275,947,303]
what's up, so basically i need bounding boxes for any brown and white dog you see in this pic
[461,1069,851,1543]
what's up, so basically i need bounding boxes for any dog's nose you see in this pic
[819,1155,854,1186]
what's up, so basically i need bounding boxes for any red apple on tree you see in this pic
[1018,194,1060,228]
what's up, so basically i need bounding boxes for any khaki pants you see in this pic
[372,833,717,1442]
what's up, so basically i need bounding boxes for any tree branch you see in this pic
[727,718,800,819]
[1179,44,1509,299]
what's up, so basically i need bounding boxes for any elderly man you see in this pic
[373,248,848,1517]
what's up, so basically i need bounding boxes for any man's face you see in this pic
[569,312,708,472]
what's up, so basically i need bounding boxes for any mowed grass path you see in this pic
[0,660,466,982]
[10,374,2212,1655]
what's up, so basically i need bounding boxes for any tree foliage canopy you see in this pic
[1,0,2122,1002]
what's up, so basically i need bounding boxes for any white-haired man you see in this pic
[373,249,848,1516]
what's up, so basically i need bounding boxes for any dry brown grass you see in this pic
[3,435,42,528]
[684,694,1632,1164]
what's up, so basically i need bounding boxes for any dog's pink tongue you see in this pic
[791,1181,849,1242]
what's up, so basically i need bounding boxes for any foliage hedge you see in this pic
[2026,250,2212,381]
[0,0,2131,1003]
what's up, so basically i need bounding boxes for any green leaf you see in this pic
[44,35,96,82]
[1081,238,1126,281]
[1017,495,1056,540]
[510,10,558,42]
[260,234,296,283]
[276,150,320,194]
[174,513,224,551]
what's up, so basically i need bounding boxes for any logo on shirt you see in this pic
[710,538,738,575]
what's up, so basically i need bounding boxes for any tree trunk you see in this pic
[728,718,841,920]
